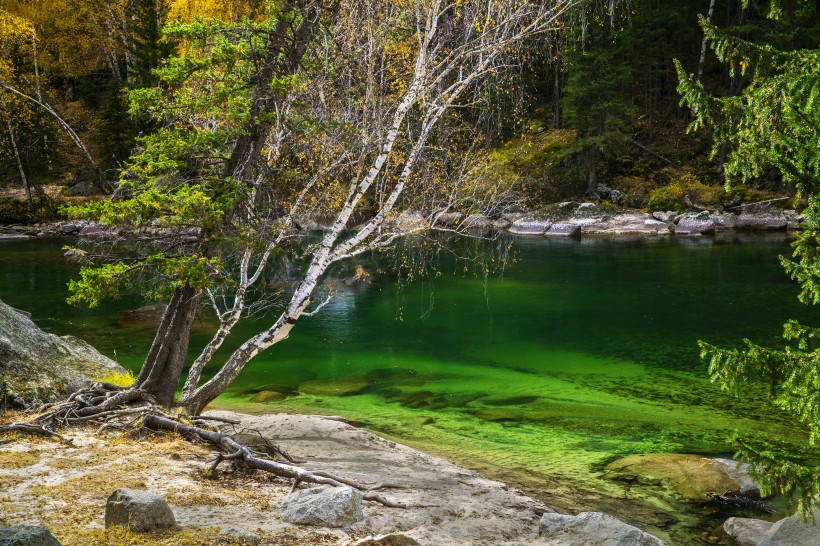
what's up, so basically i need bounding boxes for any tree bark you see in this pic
[134,283,201,408]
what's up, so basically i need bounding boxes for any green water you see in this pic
[1,234,816,544]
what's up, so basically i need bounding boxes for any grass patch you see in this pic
[93,369,136,387]
[0,451,39,469]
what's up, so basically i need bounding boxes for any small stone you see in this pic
[353,532,419,545]
[219,526,261,544]
[280,486,363,527]
[0,525,61,546]
[104,488,176,532]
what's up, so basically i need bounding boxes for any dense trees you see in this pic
[679,4,820,517]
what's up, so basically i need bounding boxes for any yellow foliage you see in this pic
[94,368,136,387]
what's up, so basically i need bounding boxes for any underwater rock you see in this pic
[605,453,744,502]
[366,368,426,387]
[248,390,286,403]
[299,376,370,397]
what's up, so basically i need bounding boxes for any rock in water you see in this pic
[104,488,176,532]
[539,512,666,546]
[758,508,820,546]
[0,298,125,408]
[0,525,61,545]
[605,453,741,501]
[279,486,363,527]
[723,517,775,546]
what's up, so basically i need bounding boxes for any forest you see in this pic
[0,0,819,545]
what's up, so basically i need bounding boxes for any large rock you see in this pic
[713,458,760,496]
[538,512,666,545]
[545,223,581,237]
[675,213,718,235]
[104,488,176,532]
[279,486,363,527]
[723,517,775,546]
[0,299,125,408]
[758,508,820,546]
[0,525,61,546]
[735,214,788,231]
[605,453,742,501]
[508,218,551,235]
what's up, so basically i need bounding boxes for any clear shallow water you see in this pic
[1,234,816,544]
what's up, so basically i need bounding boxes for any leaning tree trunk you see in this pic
[133,283,201,408]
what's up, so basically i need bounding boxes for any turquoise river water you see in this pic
[0,234,816,544]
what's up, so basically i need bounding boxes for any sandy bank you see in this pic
[0,410,563,545]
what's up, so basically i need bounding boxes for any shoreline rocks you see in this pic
[0,203,806,243]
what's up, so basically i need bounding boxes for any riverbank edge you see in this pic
[0,408,671,545]
[0,202,805,241]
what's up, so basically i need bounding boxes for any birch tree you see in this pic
[62,0,577,418]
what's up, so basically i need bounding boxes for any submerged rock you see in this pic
[279,486,363,527]
[249,390,286,403]
[104,488,176,532]
[0,298,125,408]
[0,525,61,546]
[299,376,370,397]
[538,511,666,545]
[605,453,742,502]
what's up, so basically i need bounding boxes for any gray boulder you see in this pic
[652,211,679,223]
[758,508,820,546]
[539,512,666,546]
[0,525,61,546]
[509,218,551,235]
[713,458,760,497]
[279,486,363,527]
[463,214,493,229]
[0,299,125,408]
[675,213,717,235]
[735,214,788,231]
[545,223,581,237]
[723,517,775,546]
[104,488,176,532]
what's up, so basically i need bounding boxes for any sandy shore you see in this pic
[0,410,558,545]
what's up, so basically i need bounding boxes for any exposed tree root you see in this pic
[142,414,407,508]
[0,383,406,508]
